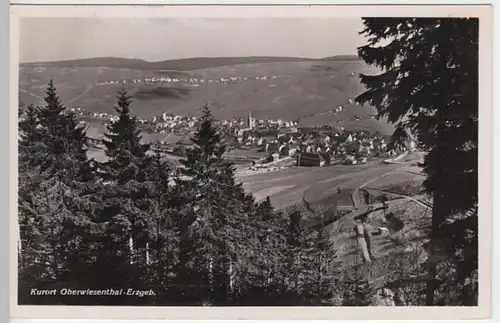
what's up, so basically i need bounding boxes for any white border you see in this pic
[9,4,493,320]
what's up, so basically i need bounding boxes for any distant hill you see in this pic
[20,55,360,71]
[19,57,393,135]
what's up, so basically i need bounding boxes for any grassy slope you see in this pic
[19,58,393,135]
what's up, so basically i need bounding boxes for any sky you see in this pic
[19,17,366,63]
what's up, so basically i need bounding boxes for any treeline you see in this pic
[18,81,350,306]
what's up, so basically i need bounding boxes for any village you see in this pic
[95,74,284,87]
[71,105,416,174]
[225,111,414,172]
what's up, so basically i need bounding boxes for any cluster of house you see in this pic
[233,111,298,135]
[95,75,283,87]
[238,126,413,167]
[145,110,299,140]
[61,105,415,169]
[150,113,199,134]
[68,107,152,127]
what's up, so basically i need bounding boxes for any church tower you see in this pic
[248,110,253,129]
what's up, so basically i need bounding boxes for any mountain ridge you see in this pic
[20,55,360,71]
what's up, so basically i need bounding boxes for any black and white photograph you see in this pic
[11,4,492,319]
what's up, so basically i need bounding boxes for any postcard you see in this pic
[9,3,492,320]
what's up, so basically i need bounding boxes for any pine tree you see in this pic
[88,88,154,301]
[144,142,179,304]
[356,18,478,305]
[281,208,308,299]
[18,81,98,304]
[238,196,284,303]
[306,226,338,303]
[102,87,150,183]
[256,196,273,221]
[22,80,91,182]
[178,103,255,305]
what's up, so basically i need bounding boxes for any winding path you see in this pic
[351,166,410,209]
[69,84,93,104]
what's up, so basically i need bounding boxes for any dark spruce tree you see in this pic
[356,18,478,305]
[90,87,155,304]
[236,196,287,305]
[24,80,92,182]
[178,104,257,305]
[142,142,180,304]
[102,87,150,183]
[305,225,339,304]
[17,81,98,304]
[281,208,308,302]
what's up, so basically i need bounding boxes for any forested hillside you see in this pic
[18,82,355,306]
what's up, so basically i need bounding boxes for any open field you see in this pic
[363,169,423,189]
[224,148,268,159]
[237,159,415,209]
[19,58,393,134]
[361,162,426,198]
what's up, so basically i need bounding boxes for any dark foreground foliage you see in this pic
[18,85,342,306]
[356,17,479,305]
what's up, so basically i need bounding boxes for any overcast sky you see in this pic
[19,17,366,63]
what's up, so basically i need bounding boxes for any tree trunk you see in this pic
[228,258,233,295]
[129,235,134,264]
[426,192,445,305]
[425,265,437,305]
[18,239,23,270]
[317,254,322,297]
